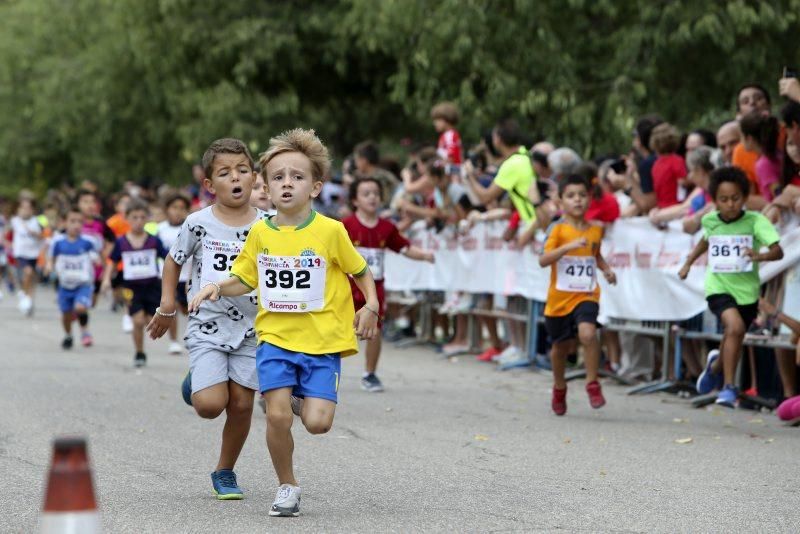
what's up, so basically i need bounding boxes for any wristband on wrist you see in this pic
[362,305,380,319]
[203,281,222,297]
[155,306,177,318]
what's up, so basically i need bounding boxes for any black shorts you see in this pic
[545,301,600,344]
[176,281,188,307]
[111,271,124,289]
[127,282,161,317]
[707,294,758,330]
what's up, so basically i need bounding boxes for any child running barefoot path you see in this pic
[679,167,783,407]
[343,177,434,392]
[539,175,617,416]
[146,138,263,500]
[190,129,380,518]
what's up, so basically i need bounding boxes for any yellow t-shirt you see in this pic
[543,221,603,317]
[231,211,368,357]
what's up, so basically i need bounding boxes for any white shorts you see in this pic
[186,338,258,394]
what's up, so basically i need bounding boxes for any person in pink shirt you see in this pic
[739,111,782,201]
[649,123,686,208]
[431,101,463,167]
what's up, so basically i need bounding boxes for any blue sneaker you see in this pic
[715,384,739,408]
[181,372,192,406]
[211,469,243,500]
[696,350,722,395]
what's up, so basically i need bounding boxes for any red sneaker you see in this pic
[476,346,501,362]
[743,387,759,397]
[551,387,567,416]
[586,380,606,409]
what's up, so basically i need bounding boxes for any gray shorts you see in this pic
[186,339,258,394]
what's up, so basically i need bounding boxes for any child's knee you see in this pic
[302,417,331,435]
[578,325,597,346]
[227,394,254,417]
[724,321,746,339]
[194,402,225,419]
[267,406,294,430]
[133,313,147,327]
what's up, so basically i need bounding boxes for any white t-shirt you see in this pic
[158,221,191,282]
[11,216,43,259]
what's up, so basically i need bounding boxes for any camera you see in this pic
[783,66,797,79]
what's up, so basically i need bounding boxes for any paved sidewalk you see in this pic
[0,289,797,533]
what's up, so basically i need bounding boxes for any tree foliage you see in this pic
[1,0,798,191]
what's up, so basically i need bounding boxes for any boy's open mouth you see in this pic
[231,186,243,197]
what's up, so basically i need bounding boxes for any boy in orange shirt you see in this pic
[539,175,617,416]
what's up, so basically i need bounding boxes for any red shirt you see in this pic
[437,129,463,164]
[652,154,686,208]
[585,192,620,223]
[342,215,409,282]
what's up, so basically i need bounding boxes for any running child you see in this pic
[189,128,380,517]
[0,203,18,300]
[102,199,167,367]
[76,189,116,320]
[156,192,192,355]
[146,138,263,500]
[679,166,783,407]
[10,197,44,316]
[539,174,617,416]
[343,177,434,392]
[45,208,101,349]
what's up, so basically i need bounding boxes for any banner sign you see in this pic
[384,217,800,321]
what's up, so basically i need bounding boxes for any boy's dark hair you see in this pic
[709,166,750,199]
[780,100,800,128]
[558,174,591,196]
[66,205,84,218]
[736,83,771,112]
[430,102,460,126]
[348,177,383,209]
[531,150,549,168]
[202,138,254,180]
[162,191,191,211]
[739,112,780,158]
[354,141,380,165]
[634,114,663,152]
[76,189,97,202]
[125,198,150,216]
[493,118,522,147]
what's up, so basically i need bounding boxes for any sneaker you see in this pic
[476,346,502,362]
[497,346,522,365]
[81,332,93,347]
[18,295,33,316]
[492,345,517,363]
[269,484,301,517]
[122,314,133,333]
[696,349,722,395]
[61,336,73,350]
[290,395,304,416]
[715,384,739,408]
[586,380,606,409]
[533,353,553,371]
[168,341,183,355]
[181,372,192,406]
[134,352,147,368]
[361,373,384,393]
[211,469,243,500]
[552,387,567,416]
[442,343,469,357]
[743,386,758,397]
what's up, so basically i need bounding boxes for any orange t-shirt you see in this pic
[543,221,603,317]
[732,143,760,194]
[107,213,130,237]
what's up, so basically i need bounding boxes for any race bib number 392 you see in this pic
[556,256,597,293]
[258,255,326,313]
[708,235,753,273]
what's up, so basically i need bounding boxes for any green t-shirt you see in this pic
[493,147,537,223]
[701,210,780,305]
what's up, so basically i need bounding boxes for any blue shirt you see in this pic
[51,235,96,289]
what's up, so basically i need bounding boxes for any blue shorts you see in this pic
[57,285,94,313]
[257,342,341,403]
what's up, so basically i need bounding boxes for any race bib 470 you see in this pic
[258,255,326,312]
[556,256,597,293]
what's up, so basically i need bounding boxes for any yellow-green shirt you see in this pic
[231,211,368,357]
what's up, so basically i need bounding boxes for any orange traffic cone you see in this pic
[39,437,101,533]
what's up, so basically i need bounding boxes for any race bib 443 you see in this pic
[258,254,326,312]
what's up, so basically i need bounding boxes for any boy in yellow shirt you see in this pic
[190,128,379,517]
[539,174,617,416]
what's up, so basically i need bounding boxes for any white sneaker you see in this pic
[168,341,183,355]
[491,344,517,362]
[269,484,301,517]
[122,314,133,333]
[18,295,32,315]
[497,346,523,365]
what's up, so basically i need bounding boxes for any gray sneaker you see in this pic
[269,484,301,517]
[361,373,384,393]
[290,395,304,416]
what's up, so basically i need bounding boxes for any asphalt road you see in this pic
[1,288,798,533]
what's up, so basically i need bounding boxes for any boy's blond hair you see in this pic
[259,128,331,181]
[430,102,460,126]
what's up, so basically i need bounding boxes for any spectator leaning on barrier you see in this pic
[739,112,782,202]
[575,161,620,225]
[607,114,661,215]
[732,83,772,201]
[764,100,800,223]
[647,145,713,228]
[716,121,741,166]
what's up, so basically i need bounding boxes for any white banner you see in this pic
[384,217,800,321]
